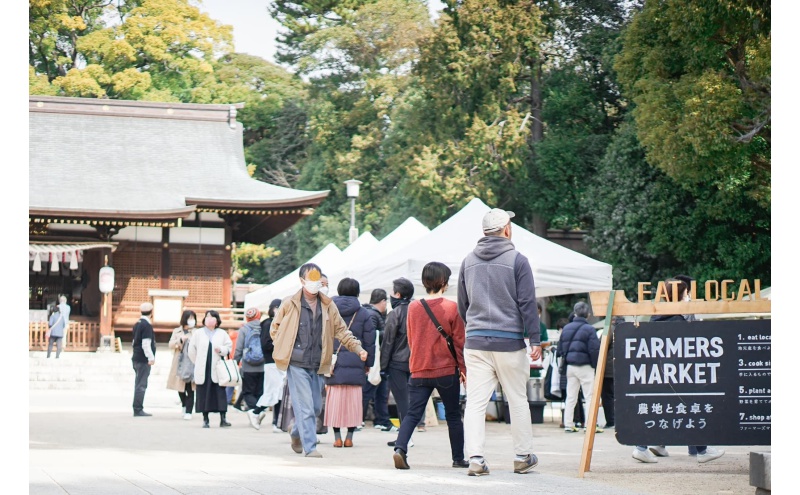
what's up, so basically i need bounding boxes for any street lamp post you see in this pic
[344,179,362,244]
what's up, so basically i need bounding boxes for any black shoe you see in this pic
[133,411,152,417]
[452,459,470,468]
[220,420,232,427]
[393,449,410,469]
[202,421,210,428]
[387,440,396,447]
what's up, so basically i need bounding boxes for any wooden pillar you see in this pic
[160,227,170,289]
[99,250,113,338]
[222,226,232,308]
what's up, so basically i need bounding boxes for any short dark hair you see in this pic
[393,277,414,299]
[299,263,322,279]
[537,302,543,312]
[421,262,451,294]
[337,277,360,297]
[179,309,197,327]
[369,289,387,305]
[663,278,688,302]
[556,318,569,330]
[268,298,282,318]
[203,310,222,329]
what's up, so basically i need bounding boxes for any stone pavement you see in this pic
[29,352,765,494]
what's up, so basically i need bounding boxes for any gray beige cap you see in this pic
[482,208,515,233]
[140,302,154,313]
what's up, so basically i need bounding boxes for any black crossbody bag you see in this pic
[419,299,462,379]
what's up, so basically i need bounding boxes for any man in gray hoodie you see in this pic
[457,208,542,477]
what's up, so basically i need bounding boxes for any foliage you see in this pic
[212,53,309,187]
[29,0,233,101]
[232,243,280,284]
[585,119,771,297]
[28,0,771,294]
[615,0,770,208]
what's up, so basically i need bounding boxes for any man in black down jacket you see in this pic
[380,278,414,440]
[557,301,601,433]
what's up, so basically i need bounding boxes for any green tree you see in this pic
[232,243,280,284]
[270,0,370,69]
[211,53,309,186]
[282,0,434,258]
[585,119,771,297]
[615,0,770,208]
[29,0,233,101]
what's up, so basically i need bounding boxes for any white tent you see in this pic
[343,198,613,299]
[243,242,344,311]
[327,217,430,295]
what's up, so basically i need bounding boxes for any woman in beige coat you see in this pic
[168,310,197,420]
[189,310,234,428]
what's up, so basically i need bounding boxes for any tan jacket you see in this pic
[166,326,196,391]
[270,289,364,374]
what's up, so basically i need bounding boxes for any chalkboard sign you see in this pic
[613,320,770,446]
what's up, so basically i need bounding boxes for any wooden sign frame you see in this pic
[577,287,771,478]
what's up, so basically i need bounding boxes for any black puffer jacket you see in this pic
[380,300,411,372]
[361,304,385,337]
[557,316,600,368]
[326,296,376,386]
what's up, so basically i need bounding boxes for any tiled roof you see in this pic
[29,96,328,218]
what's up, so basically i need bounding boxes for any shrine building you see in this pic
[29,96,328,350]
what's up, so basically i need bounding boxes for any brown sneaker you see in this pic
[333,438,343,448]
[291,435,303,454]
[344,438,353,448]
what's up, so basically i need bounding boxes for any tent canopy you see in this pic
[326,217,430,296]
[243,242,343,310]
[342,198,613,299]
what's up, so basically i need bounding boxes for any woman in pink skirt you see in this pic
[325,277,376,447]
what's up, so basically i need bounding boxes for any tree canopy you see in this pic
[29,0,771,295]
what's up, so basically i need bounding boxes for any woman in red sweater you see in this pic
[392,262,468,470]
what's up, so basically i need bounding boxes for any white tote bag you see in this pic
[216,355,241,387]
[367,331,382,386]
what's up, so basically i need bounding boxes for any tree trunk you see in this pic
[529,54,547,237]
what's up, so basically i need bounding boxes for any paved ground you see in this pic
[29,383,770,495]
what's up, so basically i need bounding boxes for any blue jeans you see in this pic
[362,372,390,426]
[287,365,324,454]
[395,374,465,462]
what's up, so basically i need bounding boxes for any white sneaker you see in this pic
[183,413,192,421]
[697,447,725,463]
[247,410,260,430]
[272,424,282,433]
[649,445,669,457]
[632,448,657,463]
[257,411,267,425]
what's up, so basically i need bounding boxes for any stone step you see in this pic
[29,345,180,388]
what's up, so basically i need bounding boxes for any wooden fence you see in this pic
[29,321,100,352]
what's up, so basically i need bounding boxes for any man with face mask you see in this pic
[320,274,330,296]
[380,277,415,444]
[270,263,368,458]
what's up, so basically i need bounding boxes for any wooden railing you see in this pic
[29,321,101,352]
